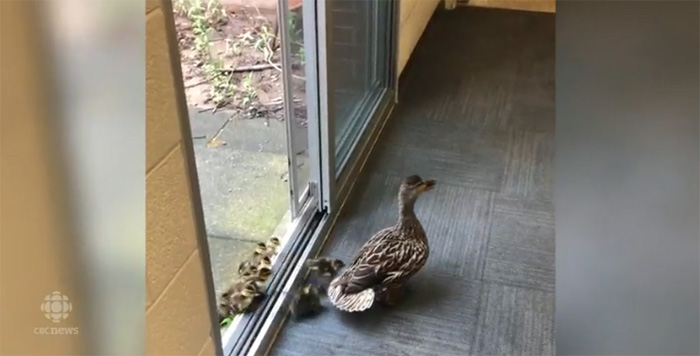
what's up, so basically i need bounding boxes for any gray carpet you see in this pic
[268,7,554,356]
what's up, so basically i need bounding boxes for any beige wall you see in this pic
[468,0,555,13]
[398,0,440,76]
[146,1,218,355]
[396,0,555,78]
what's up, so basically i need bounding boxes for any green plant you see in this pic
[224,38,243,57]
[220,316,234,328]
[288,11,298,36]
[175,0,240,108]
[253,25,275,61]
[297,45,305,66]
[174,0,188,15]
[201,59,236,108]
[239,73,257,107]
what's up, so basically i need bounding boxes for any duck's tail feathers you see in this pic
[327,282,375,312]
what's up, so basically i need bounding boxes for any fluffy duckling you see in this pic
[229,282,259,315]
[266,237,280,252]
[257,255,272,270]
[238,248,265,276]
[306,257,345,293]
[306,257,345,278]
[253,266,272,290]
[239,239,279,276]
[289,283,323,321]
[217,298,231,323]
[218,280,252,320]
[238,262,259,277]
[254,242,268,255]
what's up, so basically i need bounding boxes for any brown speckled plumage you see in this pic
[328,175,436,312]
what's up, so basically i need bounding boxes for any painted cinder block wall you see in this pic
[145,1,218,355]
[398,0,441,76]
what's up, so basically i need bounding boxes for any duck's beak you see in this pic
[422,179,437,191]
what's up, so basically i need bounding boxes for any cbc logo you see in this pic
[40,291,72,323]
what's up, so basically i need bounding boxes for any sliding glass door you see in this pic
[316,0,397,211]
[279,0,398,217]
[222,0,397,354]
[279,0,316,219]
[328,0,393,171]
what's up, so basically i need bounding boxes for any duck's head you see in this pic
[259,256,272,269]
[399,175,437,202]
[254,242,267,255]
[243,266,258,278]
[257,267,272,282]
[240,283,257,298]
[331,259,346,271]
[267,237,280,249]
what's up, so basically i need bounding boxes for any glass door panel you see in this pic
[279,0,314,217]
[328,0,392,173]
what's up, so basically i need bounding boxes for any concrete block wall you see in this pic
[468,0,555,13]
[396,0,556,79]
[398,0,440,77]
[146,1,217,355]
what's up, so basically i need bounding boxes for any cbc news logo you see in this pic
[34,291,79,336]
[41,291,72,323]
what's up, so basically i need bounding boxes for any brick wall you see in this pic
[329,0,368,97]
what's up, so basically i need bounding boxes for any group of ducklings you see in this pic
[217,237,280,323]
[289,257,346,321]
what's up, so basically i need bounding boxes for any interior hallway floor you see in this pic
[269,6,554,356]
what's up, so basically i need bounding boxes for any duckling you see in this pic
[328,175,436,312]
[266,237,280,252]
[217,282,245,320]
[254,242,268,255]
[238,263,259,277]
[264,237,281,260]
[289,283,323,321]
[217,299,231,323]
[238,243,268,275]
[306,257,345,293]
[252,266,272,290]
[306,257,345,278]
[229,282,258,314]
[257,255,272,270]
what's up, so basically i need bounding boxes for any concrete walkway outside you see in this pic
[188,107,295,296]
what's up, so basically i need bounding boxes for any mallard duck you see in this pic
[328,175,436,312]
[306,257,345,278]
[290,283,323,321]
